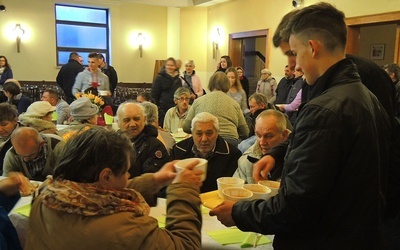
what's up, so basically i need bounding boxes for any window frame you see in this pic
[55,4,110,66]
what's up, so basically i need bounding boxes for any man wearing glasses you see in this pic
[3,127,64,181]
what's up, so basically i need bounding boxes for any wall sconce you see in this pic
[212,28,221,59]
[137,32,145,57]
[292,0,304,8]
[13,24,25,53]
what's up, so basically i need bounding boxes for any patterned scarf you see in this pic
[42,179,150,217]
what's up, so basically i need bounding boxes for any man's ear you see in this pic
[99,168,112,183]
[308,40,321,59]
[282,129,290,141]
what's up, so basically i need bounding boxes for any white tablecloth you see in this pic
[10,196,273,249]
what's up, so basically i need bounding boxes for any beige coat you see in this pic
[25,174,202,250]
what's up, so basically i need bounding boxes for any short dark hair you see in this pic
[53,127,135,183]
[69,52,79,60]
[97,53,105,60]
[88,52,99,59]
[383,63,400,82]
[137,91,152,102]
[3,81,21,96]
[272,10,300,47]
[0,103,18,122]
[282,2,347,52]
[208,72,230,93]
[43,89,59,99]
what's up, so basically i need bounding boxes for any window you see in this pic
[55,4,109,65]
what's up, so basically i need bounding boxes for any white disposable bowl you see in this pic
[174,158,208,182]
[243,184,271,200]
[217,177,245,198]
[222,187,253,202]
[258,180,280,197]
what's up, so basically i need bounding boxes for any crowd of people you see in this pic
[1,2,400,249]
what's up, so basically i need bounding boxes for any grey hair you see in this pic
[115,101,145,123]
[140,101,158,125]
[191,112,219,132]
[174,87,191,100]
[256,109,287,133]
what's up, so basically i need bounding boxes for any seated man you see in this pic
[239,93,292,153]
[0,103,20,175]
[41,89,70,124]
[171,112,242,193]
[116,102,169,178]
[140,101,175,154]
[234,110,290,183]
[3,127,65,181]
[163,87,191,133]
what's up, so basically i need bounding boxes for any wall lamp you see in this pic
[13,24,25,53]
[137,32,145,57]
[0,5,6,12]
[292,0,304,8]
[212,28,221,59]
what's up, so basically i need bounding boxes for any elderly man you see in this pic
[171,112,242,193]
[163,87,191,133]
[3,127,64,181]
[41,89,70,124]
[234,110,289,184]
[0,103,20,175]
[116,102,169,178]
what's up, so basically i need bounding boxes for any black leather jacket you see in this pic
[233,59,390,249]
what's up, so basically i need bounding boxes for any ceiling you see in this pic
[121,0,230,7]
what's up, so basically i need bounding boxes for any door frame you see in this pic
[345,11,400,64]
[228,29,270,68]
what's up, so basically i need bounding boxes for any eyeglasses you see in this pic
[177,97,190,102]
[16,143,43,162]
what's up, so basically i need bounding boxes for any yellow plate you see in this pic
[200,190,224,209]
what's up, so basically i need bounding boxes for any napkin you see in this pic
[12,203,31,217]
[156,215,166,228]
[208,228,271,247]
[240,232,272,248]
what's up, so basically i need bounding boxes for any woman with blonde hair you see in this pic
[225,67,248,113]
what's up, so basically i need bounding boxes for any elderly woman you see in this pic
[181,60,204,101]
[18,101,58,134]
[25,127,202,250]
[255,68,277,104]
[69,97,98,125]
[183,72,249,147]
[2,79,32,114]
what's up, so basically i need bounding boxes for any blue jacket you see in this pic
[0,68,13,85]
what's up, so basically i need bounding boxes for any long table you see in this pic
[10,196,273,249]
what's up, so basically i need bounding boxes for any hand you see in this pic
[209,200,237,227]
[153,161,178,187]
[276,104,285,112]
[252,155,275,183]
[0,172,25,197]
[172,159,203,187]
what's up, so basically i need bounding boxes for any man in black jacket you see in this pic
[56,52,84,104]
[210,3,390,249]
[98,54,118,95]
[171,112,241,193]
[116,102,169,178]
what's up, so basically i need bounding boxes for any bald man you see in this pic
[3,127,64,181]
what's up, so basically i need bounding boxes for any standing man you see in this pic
[56,52,84,104]
[41,89,70,124]
[98,54,118,95]
[273,65,295,105]
[72,52,110,96]
[210,3,390,249]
